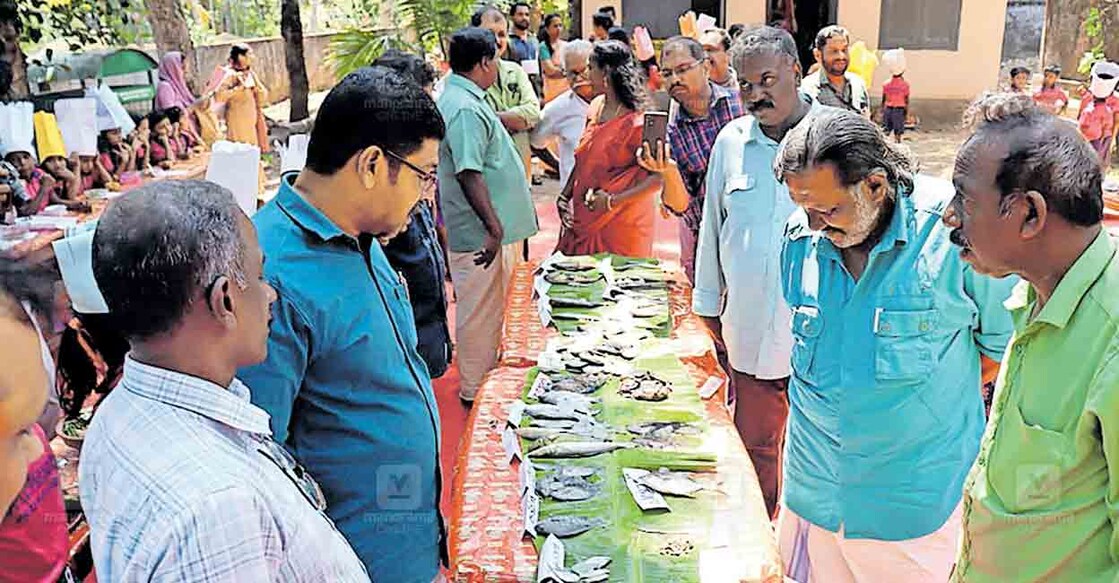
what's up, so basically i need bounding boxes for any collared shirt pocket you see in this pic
[791,305,823,385]
[873,307,938,383]
[989,401,1074,513]
[722,174,755,200]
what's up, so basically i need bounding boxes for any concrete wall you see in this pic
[1002,0,1044,63]
[193,31,342,106]
[839,0,1009,100]
[581,0,765,36]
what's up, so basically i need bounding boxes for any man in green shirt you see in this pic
[473,6,541,180]
[437,27,538,402]
[944,93,1119,581]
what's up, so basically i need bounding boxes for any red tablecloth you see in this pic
[450,261,783,582]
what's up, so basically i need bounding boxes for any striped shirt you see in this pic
[79,358,369,582]
[667,82,744,232]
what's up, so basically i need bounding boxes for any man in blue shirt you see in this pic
[239,67,446,582]
[507,2,538,63]
[691,25,813,520]
[773,107,1016,582]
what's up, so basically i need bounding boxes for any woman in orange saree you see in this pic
[557,41,663,257]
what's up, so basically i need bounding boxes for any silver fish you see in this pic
[535,515,607,538]
[548,483,599,502]
[639,469,704,498]
[531,418,578,429]
[525,404,585,421]
[538,391,599,410]
[570,557,611,577]
[528,441,631,459]
[517,427,570,441]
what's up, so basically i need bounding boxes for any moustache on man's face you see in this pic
[949,227,970,248]
[747,100,775,112]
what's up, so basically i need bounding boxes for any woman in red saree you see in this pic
[557,40,663,257]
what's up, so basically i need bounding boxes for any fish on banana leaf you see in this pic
[535,515,607,538]
[528,441,631,459]
[638,468,705,498]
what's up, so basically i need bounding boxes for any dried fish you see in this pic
[530,418,578,429]
[528,441,632,459]
[570,557,611,577]
[549,296,602,308]
[580,570,610,583]
[537,391,599,410]
[639,469,705,498]
[525,404,586,421]
[548,483,600,502]
[517,427,570,441]
[618,372,673,402]
[535,516,607,538]
[552,257,599,272]
[545,270,603,286]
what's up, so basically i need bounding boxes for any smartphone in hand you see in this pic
[642,111,669,153]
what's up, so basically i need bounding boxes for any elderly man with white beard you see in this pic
[774,107,1016,582]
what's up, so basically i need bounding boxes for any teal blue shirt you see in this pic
[779,175,1017,540]
[240,175,444,582]
[436,73,539,253]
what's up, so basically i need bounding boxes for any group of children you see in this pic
[2,106,202,219]
[1010,63,1119,169]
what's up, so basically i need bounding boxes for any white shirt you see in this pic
[531,89,590,187]
[80,358,370,582]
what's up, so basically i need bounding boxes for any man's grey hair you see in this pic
[814,25,850,51]
[471,5,505,27]
[560,39,593,72]
[957,92,1103,226]
[775,106,917,193]
[93,180,246,341]
[729,25,800,75]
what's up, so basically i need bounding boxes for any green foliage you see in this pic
[17,0,145,51]
[1079,5,1116,75]
[325,27,406,78]
[397,0,479,56]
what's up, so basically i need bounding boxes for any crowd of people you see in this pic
[0,6,1117,583]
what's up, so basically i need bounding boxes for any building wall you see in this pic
[840,0,1009,100]
[194,31,343,106]
[579,0,1008,101]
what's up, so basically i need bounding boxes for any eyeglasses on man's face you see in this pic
[661,59,705,81]
[384,149,437,191]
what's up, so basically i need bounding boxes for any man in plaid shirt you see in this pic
[642,36,743,285]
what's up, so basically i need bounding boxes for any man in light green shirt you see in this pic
[945,93,1119,582]
[437,27,538,402]
[474,7,541,180]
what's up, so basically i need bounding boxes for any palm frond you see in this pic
[326,28,405,79]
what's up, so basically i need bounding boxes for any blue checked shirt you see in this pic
[79,358,369,582]
[780,175,1017,540]
[667,82,744,232]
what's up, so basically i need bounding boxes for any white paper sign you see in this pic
[206,140,261,217]
[698,376,723,400]
[502,426,523,464]
[520,457,536,497]
[54,99,99,156]
[507,399,526,427]
[521,59,541,76]
[529,372,553,399]
[536,534,567,583]
[522,490,541,538]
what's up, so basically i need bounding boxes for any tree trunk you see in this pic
[1041,0,1092,80]
[143,0,196,89]
[282,0,311,121]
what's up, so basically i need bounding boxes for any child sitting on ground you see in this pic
[146,110,177,169]
[1033,65,1070,116]
[3,149,53,216]
[98,126,134,180]
[881,69,910,143]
